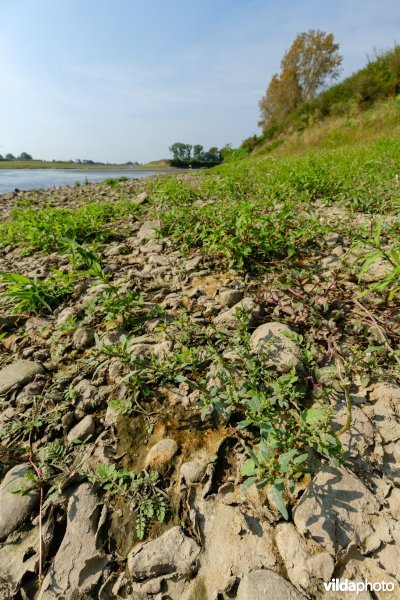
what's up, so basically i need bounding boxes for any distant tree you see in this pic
[5,153,15,160]
[169,143,193,162]
[259,29,342,130]
[193,144,204,160]
[18,152,32,160]
[0,155,4,161]
[203,147,221,162]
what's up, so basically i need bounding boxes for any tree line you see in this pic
[0,152,33,161]
[169,143,224,168]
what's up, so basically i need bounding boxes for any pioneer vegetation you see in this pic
[0,36,399,599]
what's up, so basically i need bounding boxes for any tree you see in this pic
[5,153,15,160]
[18,152,32,160]
[259,29,342,130]
[193,144,204,161]
[169,143,192,162]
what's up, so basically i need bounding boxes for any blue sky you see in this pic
[1,0,399,163]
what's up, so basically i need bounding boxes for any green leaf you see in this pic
[242,459,256,477]
[271,483,288,520]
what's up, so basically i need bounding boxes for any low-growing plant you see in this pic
[0,270,74,314]
[88,463,166,539]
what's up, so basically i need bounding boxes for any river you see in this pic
[0,169,161,194]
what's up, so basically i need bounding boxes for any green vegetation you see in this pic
[248,42,400,155]
[0,199,143,252]
[169,142,224,168]
[0,271,73,314]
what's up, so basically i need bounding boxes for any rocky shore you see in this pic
[0,175,399,599]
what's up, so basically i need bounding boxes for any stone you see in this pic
[191,493,278,598]
[0,360,44,396]
[134,191,148,205]
[55,306,78,328]
[218,289,243,308]
[144,438,178,470]
[137,220,160,242]
[72,327,95,349]
[127,526,200,581]
[213,297,261,330]
[250,322,302,372]
[338,556,398,600]
[332,404,375,457]
[0,464,40,541]
[38,483,108,599]
[180,460,207,485]
[67,415,96,443]
[236,570,306,600]
[276,522,334,593]
[363,383,400,444]
[293,466,380,554]
[74,379,102,411]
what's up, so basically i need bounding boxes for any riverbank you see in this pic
[0,144,399,598]
[0,159,174,170]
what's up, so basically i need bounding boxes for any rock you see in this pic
[213,297,261,330]
[137,220,160,242]
[180,460,207,484]
[134,191,148,205]
[218,288,244,308]
[25,317,52,340]
[250,322,302,372]
[38,483,108,599]
[74,379,102,411]
[72,327,95,349]
[0,360,44,396]
[192,493,278,598]
[363,383,400,443]
[0,516,54,595]
[127,526,200,581]
[67,415,95,443]
[55,306,78,328]
[332,404,375,457]
[337,556,398,600]
[236,570,306,600]
[276,523,334,593]
[144,438,178,470]
[293,466,381,554]
[0,464,40,541]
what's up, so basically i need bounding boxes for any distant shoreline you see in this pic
[0,160,174,171]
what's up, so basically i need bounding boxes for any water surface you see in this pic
[0,169,160,194]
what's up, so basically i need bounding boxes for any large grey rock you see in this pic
[137,220,160,241]
[144,438,178,470]
[236,569,305,600]
[275,522,334,594]
[293,466,381,554]
[38,483,108,599]
[250,322,302,372]
[218,289,243,308]
[127,526,200,581]
[363,383,400,444]
[0,464,39,541]
[332,404,375,457]
[67,415,95,443]
[0,516,54,595]
[0,360,44,396]
[191,492,278,598]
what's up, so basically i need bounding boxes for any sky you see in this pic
[0,0,399,163]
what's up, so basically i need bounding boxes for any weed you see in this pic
[0,271,73,314]
[88,463,166,539]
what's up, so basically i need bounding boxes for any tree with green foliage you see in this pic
[18,152,33,160]
[259,29,342,130]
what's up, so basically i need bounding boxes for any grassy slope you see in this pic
[254,98,400,158]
